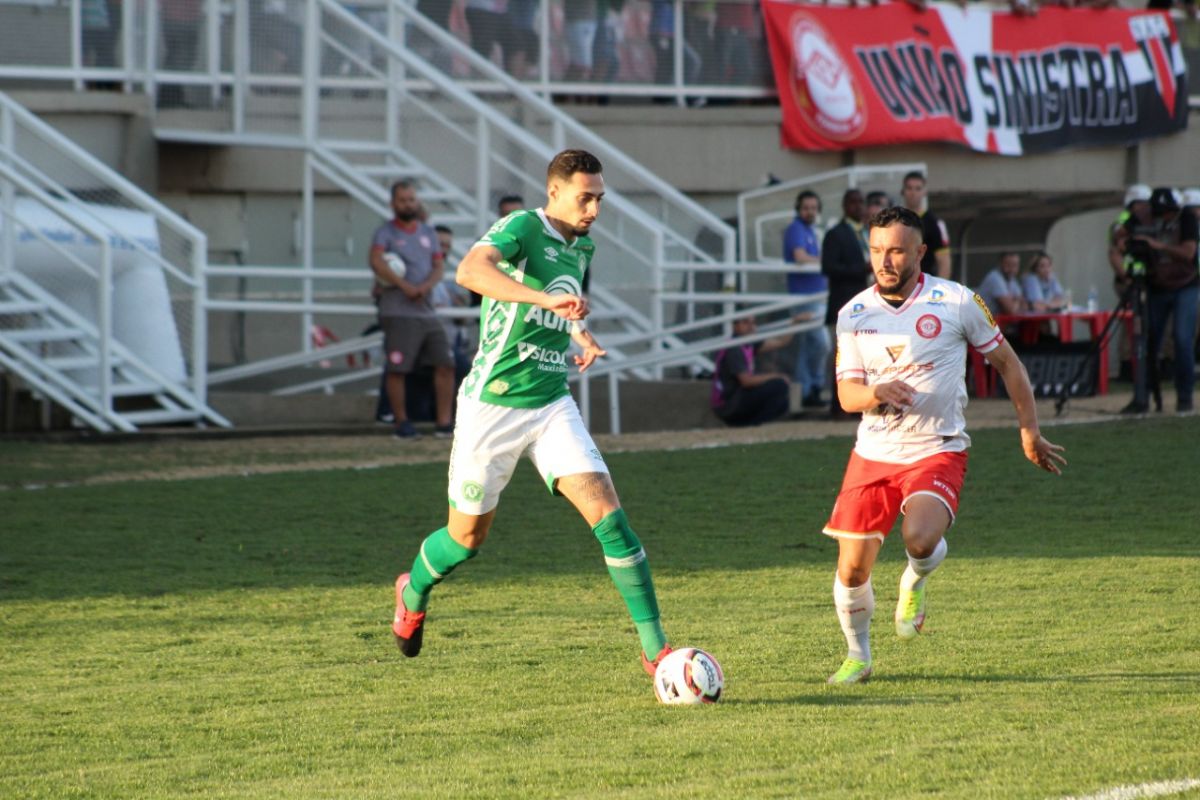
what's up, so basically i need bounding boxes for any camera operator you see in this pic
[1116,188,1199,414]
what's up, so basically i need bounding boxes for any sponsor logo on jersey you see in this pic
[868,362,934,378]
[928,289,945,306]
[885,344,906,363]
[972,292,997,328]
[523,305,572,332]
[486,379,510,395]
[517,342,568,370]
[916,314,942,339]
[462,481,484,502]
[854,328,878,336]
[849,302,866,317]
[932,478,957,500]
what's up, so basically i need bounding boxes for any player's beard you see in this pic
[569,219,594,238]
[394,209,418,222]
[876,261,918,297]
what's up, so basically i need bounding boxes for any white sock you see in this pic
[833,576,874,664]
[900,538,948,592]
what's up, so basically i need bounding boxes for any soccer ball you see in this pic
[653,647,724,705]
[383,252,407,279]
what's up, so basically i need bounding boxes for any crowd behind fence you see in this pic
[0,0,1196,107]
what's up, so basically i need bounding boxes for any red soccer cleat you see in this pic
[641,644,673,677]
[392,573,426,658]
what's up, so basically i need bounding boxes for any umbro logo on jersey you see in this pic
[544,247,559,261]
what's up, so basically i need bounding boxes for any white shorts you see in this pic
[447,393,609,515]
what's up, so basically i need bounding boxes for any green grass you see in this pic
[2,418,1199,798]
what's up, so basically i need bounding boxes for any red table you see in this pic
[969,310,1133,397]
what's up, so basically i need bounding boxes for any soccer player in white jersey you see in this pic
[823,206,1067,685]
[390,149,674,680]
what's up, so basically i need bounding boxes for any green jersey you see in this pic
[461,209,594,408]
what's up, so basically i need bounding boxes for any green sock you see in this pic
[592,509,668,659]
[402,527,478,612]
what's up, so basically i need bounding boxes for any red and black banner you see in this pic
[761,0,1188,155]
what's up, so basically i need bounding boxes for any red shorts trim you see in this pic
[822,450,968,541]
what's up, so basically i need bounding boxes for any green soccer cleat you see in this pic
[827,657,872,685]
[895,583,927,640]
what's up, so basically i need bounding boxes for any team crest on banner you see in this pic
[789,14,866,141]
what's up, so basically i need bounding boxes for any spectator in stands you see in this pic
[783,189,830,409]
[497,193,524,217]
[369,180,457,439]
[465,0,511,67]
[592,0,626,89]
[564,1,599,83]
[1022,251,1068,312]
[159,0,203,107]
[432,224,473,386]
[470,194,526,306]
[901,171,951,278]
[81,0,115,79]
[976,251,1027,317]
[1182,188,1200,221]
[505,0,539,79]
[711,315,792,427]
[1142,187,1198,414]
[821,189,870,420]
[865,191,891,224]
[650,0,702,101]
[714,2,763,88]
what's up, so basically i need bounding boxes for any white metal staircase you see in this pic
[0,271,229,431]
[0,90,230,432]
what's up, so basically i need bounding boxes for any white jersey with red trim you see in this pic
[834,274,1004,464]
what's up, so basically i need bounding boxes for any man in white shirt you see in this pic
[823,207,1067,685]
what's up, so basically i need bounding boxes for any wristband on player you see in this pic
[570,320,587,335]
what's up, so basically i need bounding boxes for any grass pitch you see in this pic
[1,417,1198,799]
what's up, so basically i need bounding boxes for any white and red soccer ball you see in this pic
[653,647,724,705]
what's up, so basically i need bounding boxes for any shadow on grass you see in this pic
[883,671,1200,684]
[721,694,936,707]
[2,420,1196,602]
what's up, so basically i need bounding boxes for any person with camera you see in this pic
[1114,187,1199,414]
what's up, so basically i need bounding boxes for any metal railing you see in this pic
[0,89,224,429]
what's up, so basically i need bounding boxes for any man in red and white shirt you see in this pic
[823,206,1067,685]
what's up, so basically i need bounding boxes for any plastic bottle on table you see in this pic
[1086,285,1099,313]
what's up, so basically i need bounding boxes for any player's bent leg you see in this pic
[584,503,669,671]
[393,510,491,658]
[896,494,952,640]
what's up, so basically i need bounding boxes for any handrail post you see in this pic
[192,227,209,405]
[475,116,490,235]
[206,0,221,106]
[233,0,248,134]
[98,238,113,419]
[302,153,316,353]
[0,105,12,279]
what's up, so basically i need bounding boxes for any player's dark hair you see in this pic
[870,205,923,234]
[547,149,602,182]
[497,194,524,212]
[795,190,821,212]
[902,171,926,186]
[390,179,416,199]
[865,190,889,206]
[435,224,452,235]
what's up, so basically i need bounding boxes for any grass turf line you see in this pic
[1,418,1197,798]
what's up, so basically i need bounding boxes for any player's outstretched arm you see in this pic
[456,245,587,319]
[985,340,1068,475]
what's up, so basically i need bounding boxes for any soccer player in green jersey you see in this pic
[391,149,673,679]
